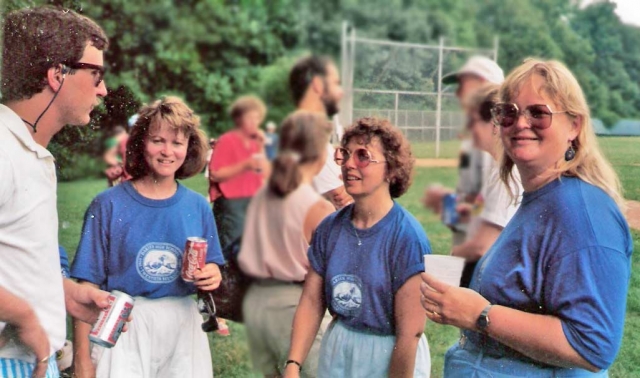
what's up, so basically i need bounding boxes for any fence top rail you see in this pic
[353,36,496,55]
[353,88,437,95]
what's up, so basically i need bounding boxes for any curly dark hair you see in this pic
[2,6,109,102]
[341,117,414,198]
[126,96,208,180]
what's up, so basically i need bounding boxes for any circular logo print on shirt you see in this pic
[136,242,181,283]
[331,274,363,317]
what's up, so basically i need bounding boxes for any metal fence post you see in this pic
[394,92,399,129]
[435,37,444,158]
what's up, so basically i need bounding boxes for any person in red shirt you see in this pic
[209,95,270,250]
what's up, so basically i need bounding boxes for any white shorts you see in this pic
[91,296,212,378]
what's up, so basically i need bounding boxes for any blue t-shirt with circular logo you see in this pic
[309,202,431,336]
[71,181,224,298]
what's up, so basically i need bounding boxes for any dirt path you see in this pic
[626,200,640,231]
[415,158,457,168]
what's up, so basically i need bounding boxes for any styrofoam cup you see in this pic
[424,255,465,288]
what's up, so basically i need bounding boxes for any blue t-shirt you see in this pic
[309,202,431,336]
[71,181,225,299]
[466,176,632,370]
[265,132,279,161]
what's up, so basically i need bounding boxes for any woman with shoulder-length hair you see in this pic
[238,111,336,377]
[71,96,224,378]
[422,58,632,377]
[284,118,432,378]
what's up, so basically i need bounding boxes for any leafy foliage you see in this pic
[2,0,640,180]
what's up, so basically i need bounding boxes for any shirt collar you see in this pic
[0,104,54,159]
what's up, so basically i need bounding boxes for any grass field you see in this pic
[58,137,640,377]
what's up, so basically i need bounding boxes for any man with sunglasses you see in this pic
[289,55,353,209]
[436,56,504,248]
[0,7,111,378]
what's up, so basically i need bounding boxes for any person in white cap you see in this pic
[423,55,504,286]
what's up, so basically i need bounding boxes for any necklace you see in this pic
[352,223,362,246]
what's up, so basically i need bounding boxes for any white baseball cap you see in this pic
[442,56,504,85]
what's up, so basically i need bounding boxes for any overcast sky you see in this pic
[581,0,640,26]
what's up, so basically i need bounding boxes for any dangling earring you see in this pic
[564,141,576,161]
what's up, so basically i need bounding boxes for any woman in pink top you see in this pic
[209,95,270,250]
[238,111,335,377]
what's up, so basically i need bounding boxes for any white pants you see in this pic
[91,296,213,378]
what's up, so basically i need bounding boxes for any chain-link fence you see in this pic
[340,22,498,157]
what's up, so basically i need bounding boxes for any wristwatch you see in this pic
[476,304,493,332]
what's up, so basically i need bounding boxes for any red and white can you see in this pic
[181,237,207,282]
[89,290,134,348]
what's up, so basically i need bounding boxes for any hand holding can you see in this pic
[181,237,207,282]
[89,291,134,348]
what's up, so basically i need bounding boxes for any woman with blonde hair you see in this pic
[71,96,224,378]
[238,111,335,377]
[421,59,632,377]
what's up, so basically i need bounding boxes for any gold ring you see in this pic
[37,356,49,364]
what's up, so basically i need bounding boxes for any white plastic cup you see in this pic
[424,255,466,288]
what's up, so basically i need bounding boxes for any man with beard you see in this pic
[289,56,352,209]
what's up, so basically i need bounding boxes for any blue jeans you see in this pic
[444,337,608,378]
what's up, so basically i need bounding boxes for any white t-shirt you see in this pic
[0,105,65,360]
[312,143,344,195]
[467,153,522,238]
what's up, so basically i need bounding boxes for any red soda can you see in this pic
[89,290,134,348]
[181,237,207,282]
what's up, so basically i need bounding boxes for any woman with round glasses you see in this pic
[421,59,632,377]
[284,118,431,378]
[452,84,523,287]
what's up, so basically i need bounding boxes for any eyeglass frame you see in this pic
[334,147,386,168]
[65,62,106,87]
[491,103,569,129]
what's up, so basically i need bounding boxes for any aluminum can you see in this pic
[181,237,207,282]
[89,290,134,348]
[442,193,459,227]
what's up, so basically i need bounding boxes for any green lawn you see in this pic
[58,137,640,377]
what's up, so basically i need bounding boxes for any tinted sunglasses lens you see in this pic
[335,148,347,166]
[527,105,552,129]
[355,149,371,168]
[494,104,518,128]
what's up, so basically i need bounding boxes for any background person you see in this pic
[209,95,270,250]
[422,59,632,377]
[0,7,112,378]
[289,55,352,209]
[103,125,128,186]
[264,121,279,161]
[238,111,335,377]
[285,118,431,378]
[428,56,505,247]
[71,97,224,378]
[452,84,523,287]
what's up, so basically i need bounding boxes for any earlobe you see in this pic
[311,76,324,95]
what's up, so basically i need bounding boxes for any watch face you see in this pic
[477,316,489,329]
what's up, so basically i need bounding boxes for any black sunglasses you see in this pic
[66,62,106,87]
[491,103,567,130]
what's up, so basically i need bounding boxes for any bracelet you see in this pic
[285,359,302,371]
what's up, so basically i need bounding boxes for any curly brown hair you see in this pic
[2,6,109,102]
[126,96,208,180]
[341,117,414,198]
